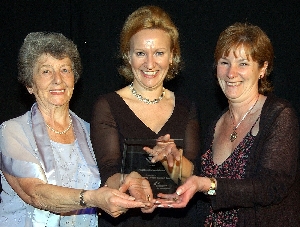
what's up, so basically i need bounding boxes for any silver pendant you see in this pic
[230,131,237,142]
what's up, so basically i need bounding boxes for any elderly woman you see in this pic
[0,32,152,226]
[152,23,300,226]
[91,5,199,227]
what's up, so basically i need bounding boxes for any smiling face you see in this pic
[128,29,173,90]
[217,46,267,103]
[29,53,75,111]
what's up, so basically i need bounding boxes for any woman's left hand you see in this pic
[155,175,200,208]
[143,134,181,168]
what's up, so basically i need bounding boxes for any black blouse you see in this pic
[91,92,201,227]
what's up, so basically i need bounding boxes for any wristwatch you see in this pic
[206,177,216,196]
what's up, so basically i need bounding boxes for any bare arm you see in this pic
[3,172,147,217]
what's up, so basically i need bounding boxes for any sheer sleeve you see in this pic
[212,103,299,209]
[0,118,46,180]
[183,102,200,165]
[90,96,121,185]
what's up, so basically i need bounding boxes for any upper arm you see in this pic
[184,102,200,162]
[90,96,121,183]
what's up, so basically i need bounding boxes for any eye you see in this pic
[61,67,71,74]
[41,69,53,76]
[155,51,164,56]
[136,51,145,57]
[218,60,228,65]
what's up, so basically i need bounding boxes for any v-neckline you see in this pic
[115,92,175,134]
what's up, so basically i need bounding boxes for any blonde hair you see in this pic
[119,5,181,81]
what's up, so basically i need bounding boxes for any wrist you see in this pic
[79,189,88,207]
[204,177,217,196]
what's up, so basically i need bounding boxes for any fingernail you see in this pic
[154,200,161,204]
[157,205,164,208]
[176,191,181,196]
[167,204,173,208]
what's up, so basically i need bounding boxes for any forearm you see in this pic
[5,172,93,213]
[181,156,194,182]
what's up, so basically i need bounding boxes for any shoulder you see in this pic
[260,94,298,129]
[262,94,296,117]
[94,92,119,108]
[69,110,90,131]
[1,111,31,133]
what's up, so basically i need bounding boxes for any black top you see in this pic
[198,94,300,226]
[91,92,201,227]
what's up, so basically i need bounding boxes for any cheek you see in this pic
[217,66,227,77]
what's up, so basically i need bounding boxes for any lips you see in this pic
[49,89,65,94]
[226,81,242,86]
[143,71,158,76]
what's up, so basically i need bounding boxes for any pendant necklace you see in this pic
[129,82,165,104]
[229,95,260,142]
[45,114,72,135]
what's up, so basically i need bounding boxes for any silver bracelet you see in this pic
[79,189,87,207]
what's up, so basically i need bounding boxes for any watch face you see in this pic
[207,189,216,196]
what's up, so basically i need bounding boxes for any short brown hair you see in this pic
[214,22,274,94]
[119,5,181,81]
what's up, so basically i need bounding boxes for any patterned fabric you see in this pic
[201,118,259,226]
[0,103,100,226]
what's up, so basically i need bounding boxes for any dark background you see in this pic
[0,1,300,190]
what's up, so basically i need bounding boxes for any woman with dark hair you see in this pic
[152,22,300,226]
[91,5,199,227]
[0,32,151,226]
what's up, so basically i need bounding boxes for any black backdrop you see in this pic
[0,1,299,148]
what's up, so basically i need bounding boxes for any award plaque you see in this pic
[121,138,183,196]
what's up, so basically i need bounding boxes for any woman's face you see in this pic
[29,53,75,110]
[216,46,267,103]
[128,29,173,90]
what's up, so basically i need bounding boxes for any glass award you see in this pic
[121,138,183,196]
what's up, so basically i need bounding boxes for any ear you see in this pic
[127,51,132,65]
[259,61,269,79]
[169,49,174,64]
[26,87,33,94]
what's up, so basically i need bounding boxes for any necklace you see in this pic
[229,95,260,142]
[45,114,72,135]
[129,82,165,104]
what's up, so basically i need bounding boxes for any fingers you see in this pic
[144,143,178,164]
[109,208,128,218]
[155,193,187,208]
[111,191,146,209]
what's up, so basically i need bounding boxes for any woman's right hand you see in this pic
[119,171,155,213]
[87,186,147,217]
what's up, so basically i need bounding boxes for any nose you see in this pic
[53,70,62,84]
[145,54,155,70]
[227,65,238,79]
